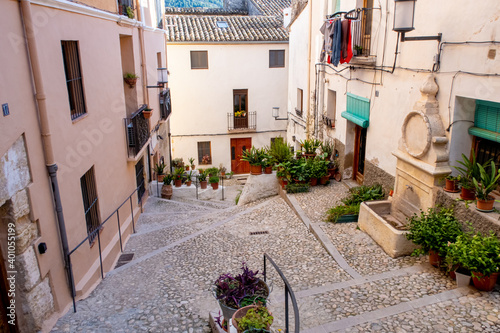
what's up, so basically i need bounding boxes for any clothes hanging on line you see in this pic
[319,17,354,67]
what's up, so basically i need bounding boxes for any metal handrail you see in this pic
[263,253,300,332]
[68,183,144,312]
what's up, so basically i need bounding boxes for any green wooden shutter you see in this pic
[341,93,370,128]
[468,100,500,143]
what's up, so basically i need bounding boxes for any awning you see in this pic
[468,126,500,143]
[341,111,369,128]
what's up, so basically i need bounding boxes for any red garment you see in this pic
[340,19,353,64]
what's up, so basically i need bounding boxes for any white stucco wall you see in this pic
[290,0,500,179]
[167,42,289,171]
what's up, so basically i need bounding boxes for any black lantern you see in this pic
[147,68,169,89]
[272,107,287,121]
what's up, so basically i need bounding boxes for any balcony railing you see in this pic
[227,111,256,131]
[159,88,171,121]
[352,9,372,57]
[124,105,150,158]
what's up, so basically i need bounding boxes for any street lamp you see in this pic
[393,0,441,42]
[147,68,169,88]
[272,107,288,121]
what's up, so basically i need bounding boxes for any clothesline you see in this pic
[320,15,360,66]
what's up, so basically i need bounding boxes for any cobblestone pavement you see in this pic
[53,181,500,332]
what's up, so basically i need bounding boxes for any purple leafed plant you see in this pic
[214,262,268,309]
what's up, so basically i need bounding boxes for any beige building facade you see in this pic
[165,0,290,175]
[0,0,170,331]
[287,0,500,193]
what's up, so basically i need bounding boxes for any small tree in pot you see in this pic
[473,161,500,211]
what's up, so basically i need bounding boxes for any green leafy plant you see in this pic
[219,163,227,174]
[268,137,293,164]
[126,5,134,19]
[446,231,500,277]
[285,183,310,193]
[299,139,321,155]
[188,157,195,168]
[206,167,219,176]
[320,139,335,158]
[241,147,269,166]
[172,158,184,168]
[163,174,174,185]
[209,175,219,184]
[235,190,242,205]
[123,72,138,79]
[326,205,359,222]
[237,304,273,331]
[173,167,184,180]
[154,162,166,175]
[341,184,385,207]
[238,296,267,308]
[198,170,207,182]
[406,207,463,256]
[473,161,500,200]
[453,149,487,190]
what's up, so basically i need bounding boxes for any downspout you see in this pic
[19,0,74,297]
[136,0,149,106]
[306,0,313,138]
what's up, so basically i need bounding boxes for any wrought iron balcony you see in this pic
[124,105,150,158]
[228,111,256,131]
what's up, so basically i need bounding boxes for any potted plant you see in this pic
[188,157,195,170]
[126,5,134,19]
[198,169,208,189]
[317,154,330,185]
[142,107,153,119]
[185,171,193,186]
[326,184,385,223]
[453,150,483,200]
[444,175,460,192]
[232,303,273,333]
[268,137,293,165]
[320,139,335,160]
[354,44,363,56]
[123,73,138,88]
[447,231,500,291]
[213,263,270,323]
[241,147,266,175]
[276,163,290,189]
[473,161,500,212]
[172,158,184,170]
[206,167,219,177]
[173,167,184,187]
[225,171,234,179]
[161,174,174,199]
[153,161,166,182]
[299,139,321,159]
[209,175,220,190]
[219,164,227,177]
[406,207,463,267]
[328,158,340,180]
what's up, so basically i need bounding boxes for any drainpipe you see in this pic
[306,0,313,138]
[135,0,149,106]
[19,0,73,296]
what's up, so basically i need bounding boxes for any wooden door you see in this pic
[353,125,367,184]
[231,138,251,174]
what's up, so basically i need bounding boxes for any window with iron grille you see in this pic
[198,141,212,164]
[190,51,208,69]
[61,41,87,121]
[80,167,100,244]
[269,50,285,68]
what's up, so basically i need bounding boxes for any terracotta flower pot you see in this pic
[200,180,208,189]
[279,178,288,189]
[320,175,329,185]
[174,179,182,187]
[185,166,190,171]
[476,196,495,211]
[460,187,475,200]
[231,305,272,333]
[472,272,499,291]
[157,174,165,182]
[186,181,192,186]
[124,77,137,88]
[429,249,443,268]
[328,168,337,179]
[264,166,273,174]
[211,182,219,190]
[310,178,318,186]
[142,109,152,119]
[161,184,172,199]
[250,165,262,175]
[444,179,459,192]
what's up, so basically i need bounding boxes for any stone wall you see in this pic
[435,190,500,237]
[364,160,396,198]
[0,136,55,331]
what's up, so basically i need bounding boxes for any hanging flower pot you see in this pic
[123,74,138,88]
[472,272,499,291]
[142,108,153,119]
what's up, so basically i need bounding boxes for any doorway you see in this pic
[231,138,251,174]
[353,125,367,184]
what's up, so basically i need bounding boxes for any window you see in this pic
[269,50,285,68]
[296,88,303,116]
[470,100,500,169]
[325,89,336,128]
[61,41,87,120]
[198,141,212,164]
[216,21,228,28]
[233,89,248,113]
[190,51,208,69]
[80,167,100,244]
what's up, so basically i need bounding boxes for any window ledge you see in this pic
[228,128,257,134]
[72,113,89,124]
[350,55,377,66]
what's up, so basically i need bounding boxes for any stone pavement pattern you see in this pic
[52,182,500,332]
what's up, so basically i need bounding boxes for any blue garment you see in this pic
[331,19,342,66]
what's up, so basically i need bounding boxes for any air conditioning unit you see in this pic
[127,122,135,147]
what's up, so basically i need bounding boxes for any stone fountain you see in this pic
[358,75,452,257]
